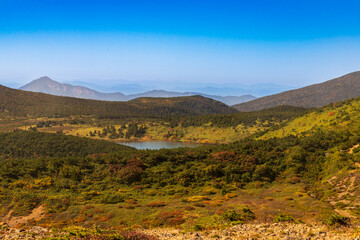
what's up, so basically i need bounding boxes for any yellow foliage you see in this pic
[203,200,223,206]
[225,193,237,200]
[295,192,304,197]
[184,196,211,202]
[33,177,52,189]
[10,180,28,189]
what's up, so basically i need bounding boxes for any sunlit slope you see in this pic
[261,97,360,139]
[0,84,236,118]
[15,105,307,144]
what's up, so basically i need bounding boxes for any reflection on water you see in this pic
[118,141,202,150]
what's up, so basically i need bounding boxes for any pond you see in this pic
[118,141,202,150]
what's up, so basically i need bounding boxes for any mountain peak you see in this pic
[20,76,61,91]
[34,76,56,82]
[39,76,52,80]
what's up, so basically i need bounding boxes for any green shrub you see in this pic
[45,196,70,213]
[273,213,294,223]
[193,224,205,231]
[221,208,255,223]
[325,214,350,226]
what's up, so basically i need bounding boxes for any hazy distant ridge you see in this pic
[233,71,360,111]
[20,77,256,105]
[0,84,237,117]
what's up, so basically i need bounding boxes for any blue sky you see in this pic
[0,0,360,95]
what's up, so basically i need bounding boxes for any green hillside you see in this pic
[0,85,236,118]
[0,130,132,158]
[261,97,360,139]
[2,113,360,231]
[257,96,360,222]
[14,105,307,144]
[3,92,360,235]
[167,105,308,128]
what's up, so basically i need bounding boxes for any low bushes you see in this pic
[45,196,70,213]
[273,213,294,223]
[145,201,167,208]
[221,208,255,223]
[183,196,210,202]
[157,210,185,226]
[325,214,350,226]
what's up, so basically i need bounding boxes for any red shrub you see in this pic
[184,205,195,211]
[212,151,236,162]
[157,210,185,226]
[125,199,137,205]
[123,205,135,209]
[118,159,145,184]
[240,156,258,172]
[82,205,95,210]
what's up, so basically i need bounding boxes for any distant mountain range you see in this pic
[19,77,256,106]
[233,71,360,111]
[0,84,237,118]
[70,80,297,97]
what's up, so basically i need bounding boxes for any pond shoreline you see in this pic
[115,136,207,144]
[117,140,204,150]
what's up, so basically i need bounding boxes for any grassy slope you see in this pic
[261,98,360,139]
[259,97,360,220]
[3,99,360,231]
[0,130,132,158]
[15,106,307,144]
[0,130,341,230]
[20,121,265,144]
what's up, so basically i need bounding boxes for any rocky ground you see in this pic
[141,223,360,240]
[1,223,360,240]
[0,226,55,239]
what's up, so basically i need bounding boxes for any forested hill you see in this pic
[166,105,308,128]
[233,71,360,112]
[0,84,237,118]
[0,130,132,158]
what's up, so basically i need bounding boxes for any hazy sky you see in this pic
[1,0,360,91]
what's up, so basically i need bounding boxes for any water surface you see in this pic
[118,141,202,150]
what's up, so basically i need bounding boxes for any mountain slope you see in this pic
[19,76,127,101]
[233,71,360,111]
[20,77,256,105]
[0,85,237,118]
[257,95,360,220]
[260,95,360,139]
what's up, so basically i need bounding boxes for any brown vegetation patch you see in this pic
[145,201,167,208]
